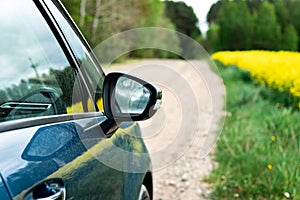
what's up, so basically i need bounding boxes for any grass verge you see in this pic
[208,62,300,199]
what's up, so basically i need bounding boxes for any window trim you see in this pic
[42,0,105,112]
[0,112,104,133]
[34,0,98,113]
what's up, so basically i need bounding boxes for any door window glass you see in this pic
[0,0,83,122]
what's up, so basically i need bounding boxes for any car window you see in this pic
[45,0,105,111]
[0,0,84,122]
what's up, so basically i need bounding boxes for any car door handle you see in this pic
[24,179,66,200]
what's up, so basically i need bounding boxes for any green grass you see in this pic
[208,63,300,199]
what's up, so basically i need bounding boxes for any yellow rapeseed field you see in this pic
[212,50,300,102]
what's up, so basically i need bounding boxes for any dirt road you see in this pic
[105,59,225,199]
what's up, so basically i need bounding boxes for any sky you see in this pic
[172,0,218,34]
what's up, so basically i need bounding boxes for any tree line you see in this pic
[205,0,300,52]
[61,0,201,59]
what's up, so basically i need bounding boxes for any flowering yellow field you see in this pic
[212,50,300,100]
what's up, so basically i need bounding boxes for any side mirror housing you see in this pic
[103,72,162,121]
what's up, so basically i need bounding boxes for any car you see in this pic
[0,0,162,199]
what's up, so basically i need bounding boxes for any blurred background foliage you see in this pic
[61,0,300,57]
[206,0,300,52]
[61,0,201,59]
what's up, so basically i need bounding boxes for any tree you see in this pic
[207,1,224,24]
[164,1,201,58]
[288,1,300,50]
[140,0,164,26]
[61,0,180,59]
[0,90,8,103]
[62,0,145,46]
[252,1,281,50]
[245,0,263,14]
[205,24,220,52]
[274,0,290,29]
[281,24,298,51]
[79,0,87,27]
[129,0,181,58]
[216,1,252,50]
[164,1,201,39]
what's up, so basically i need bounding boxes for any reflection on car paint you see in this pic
[0,114,148,199]
[0,173,11,200]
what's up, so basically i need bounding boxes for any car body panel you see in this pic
[0,116,122,199]
[0,115,149,199]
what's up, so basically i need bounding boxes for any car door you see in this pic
[0,0,124,199]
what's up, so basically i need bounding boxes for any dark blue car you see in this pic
[0,0,161,199]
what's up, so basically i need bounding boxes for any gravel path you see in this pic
[105,59,225,200]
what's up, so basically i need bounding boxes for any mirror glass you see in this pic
[115,77,150,114]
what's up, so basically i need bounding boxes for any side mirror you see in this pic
[103,72,162,121]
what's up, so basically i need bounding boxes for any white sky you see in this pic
[171,0,218,34]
